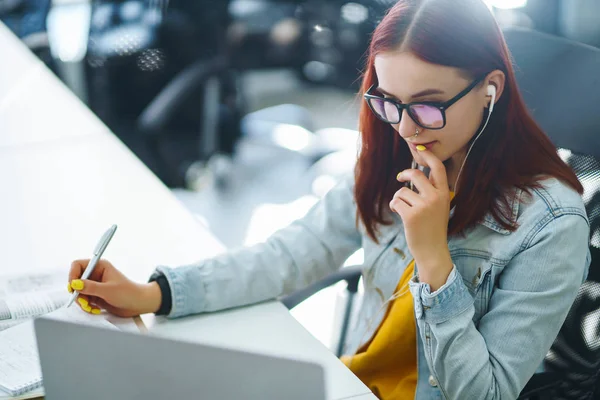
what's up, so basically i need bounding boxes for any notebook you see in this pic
[0,321,43,396]
[0,307,119,398]
[0,386,43,400]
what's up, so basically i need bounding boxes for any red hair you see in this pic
[355,0,583,242]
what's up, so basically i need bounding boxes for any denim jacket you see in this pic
[156,174,591,400]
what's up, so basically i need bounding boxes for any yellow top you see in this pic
[340,261,417,400]
[340,192,454,400]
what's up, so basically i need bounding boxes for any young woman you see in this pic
[67,0,591,398]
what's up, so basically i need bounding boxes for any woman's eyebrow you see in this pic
[376,87,396,97]
[411,88,445,99]
[376,86,445,100]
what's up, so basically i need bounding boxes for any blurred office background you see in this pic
[2,0,600,350]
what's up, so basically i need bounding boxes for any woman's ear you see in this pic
[485,70,506,107]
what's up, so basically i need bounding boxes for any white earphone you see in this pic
[452,83,497,193]
[487,84,497,114]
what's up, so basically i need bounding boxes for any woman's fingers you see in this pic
[396,169,435,196]
[392,186,423,207]
[69,279,112,299]
[76,294,92,313]
[68,259,108,284]
[390,192,412,217]
[69,260,87,282]
[87,296,103,315]
[413,148,448,190]
[93,298,126,316]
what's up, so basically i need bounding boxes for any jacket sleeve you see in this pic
[155,174,362,318]
[409,213,591,399]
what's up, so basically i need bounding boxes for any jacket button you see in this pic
[428,375,438,387]
[393,247,406,259]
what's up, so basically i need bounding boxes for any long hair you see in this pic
[355,0,583,242]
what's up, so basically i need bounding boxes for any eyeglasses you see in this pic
[364,76,485,130]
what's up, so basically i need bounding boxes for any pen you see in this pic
[66,224,117,308]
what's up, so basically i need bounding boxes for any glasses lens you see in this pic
[409,104,444,129]
[368,97,400,123]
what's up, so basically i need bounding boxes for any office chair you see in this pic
[131,0,244,189]
[76,0,242,189]
[283,27,600,399]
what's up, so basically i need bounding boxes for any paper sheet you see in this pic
[0,320,22,333]
[0,271,69,332]
[45,305,119,330]
[0,307,119,399]
[0,290,69,321]
[106,314,144,333]
[0,321,42,388]
[0,272,143,399]
[0,269,145,330]
[0,271,66,298]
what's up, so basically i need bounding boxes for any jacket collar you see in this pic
[375,212,404,245]
[480,187,523,235]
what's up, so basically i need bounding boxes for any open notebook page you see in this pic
[0,306,118,398]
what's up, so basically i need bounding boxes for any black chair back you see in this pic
[505,27,600,399]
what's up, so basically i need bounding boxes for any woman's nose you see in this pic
[397,109,418,139]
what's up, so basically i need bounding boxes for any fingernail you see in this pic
[82,304,92,313]
[396,171,403,181]
[416,145,426,151]
[67,283,73,294]
[91,308,101,315]
[77,297,88,307]
[71,279,84,291]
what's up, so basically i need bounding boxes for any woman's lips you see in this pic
[409,141,437,150]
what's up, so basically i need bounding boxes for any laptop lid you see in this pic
[34,317,327,400]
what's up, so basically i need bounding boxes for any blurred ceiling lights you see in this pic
[341,3,369,24]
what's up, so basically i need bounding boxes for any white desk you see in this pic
[0,22,373,400]
[148,302,374,400]
[0,134,224,282]
[0,23,43,101]
[0,23,109,149]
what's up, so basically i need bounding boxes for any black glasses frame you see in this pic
[364,76,485,130]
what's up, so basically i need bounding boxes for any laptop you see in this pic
[34,317,327,400]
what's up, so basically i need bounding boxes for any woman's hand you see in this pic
[391,148,454,291]
[68,259,162,317]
